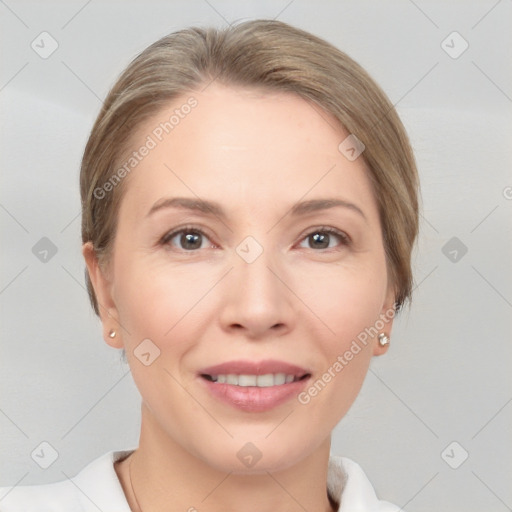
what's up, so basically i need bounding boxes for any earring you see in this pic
[378,333,390,346]
[108,329,117,338]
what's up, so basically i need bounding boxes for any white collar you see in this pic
[70,449,401,511]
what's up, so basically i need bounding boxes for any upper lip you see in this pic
[199,359,311,377]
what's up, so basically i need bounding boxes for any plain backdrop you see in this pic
[1,1,511,511]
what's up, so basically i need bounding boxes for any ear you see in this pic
[372,285,396,357]
[82,242,124,349]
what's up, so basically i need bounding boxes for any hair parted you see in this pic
[81,19,419,316]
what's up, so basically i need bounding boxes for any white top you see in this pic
[0,450,403,511]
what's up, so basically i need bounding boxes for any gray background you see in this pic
[1,1,511,511]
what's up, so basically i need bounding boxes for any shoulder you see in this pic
[0,449,134,512]
[328,455,404,511]
[0,479,80,512]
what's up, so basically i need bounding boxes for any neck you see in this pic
[118,403,336,512]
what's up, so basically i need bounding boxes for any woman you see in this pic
[0,19,418,511]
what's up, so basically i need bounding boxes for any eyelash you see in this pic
[159,225,351,252]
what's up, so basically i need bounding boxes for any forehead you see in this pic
[118,83,378,223]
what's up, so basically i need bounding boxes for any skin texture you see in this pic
[83,83,395,512]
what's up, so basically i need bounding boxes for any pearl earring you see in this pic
[108,329,117,338]
[378,333,390,346]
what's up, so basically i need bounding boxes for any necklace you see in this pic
[128,454,143,512]
[127,453,336,512]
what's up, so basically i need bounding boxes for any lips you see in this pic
[201,359,310,376]
[198,359,311,412]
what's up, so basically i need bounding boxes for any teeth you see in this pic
[238,374,257,386]
[208,373,301,387]
[257,374,274,387]
[226,374,238,385]
[274,373,286,385]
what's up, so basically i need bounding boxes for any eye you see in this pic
[160,226,349,252]
[160,227,213,251]
[298,227,350,250]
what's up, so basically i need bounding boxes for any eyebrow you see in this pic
[146,196,366,221]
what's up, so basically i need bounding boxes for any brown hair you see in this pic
[80,19,419,316]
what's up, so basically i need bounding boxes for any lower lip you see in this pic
[200,377,310,412]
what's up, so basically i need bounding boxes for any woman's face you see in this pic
[87,84,395,473]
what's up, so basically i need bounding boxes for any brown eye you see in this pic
[162,228,210,251]
[299,228,350,250]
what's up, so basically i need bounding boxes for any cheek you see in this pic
[112,252,218,358]
[294,254,388,339]
[113,252,181,329]
[292,257,387,411]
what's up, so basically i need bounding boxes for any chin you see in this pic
[192,429,326,475]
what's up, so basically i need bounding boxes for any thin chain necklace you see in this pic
[128,454,143,512]
[127,453,336,512]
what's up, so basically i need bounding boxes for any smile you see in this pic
[198,360,312,412]
[201,373,310,387]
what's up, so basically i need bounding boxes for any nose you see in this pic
[219,249,295,340]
